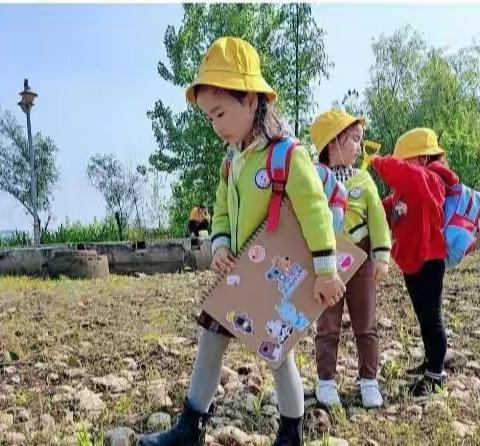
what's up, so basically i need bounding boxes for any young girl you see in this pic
[370,127,459,398]
[139,37,345,446]
[310,110,391,408]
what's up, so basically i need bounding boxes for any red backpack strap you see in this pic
[265,137,299,232]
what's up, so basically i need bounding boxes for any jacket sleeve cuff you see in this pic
[211,234,231,255]
[373,248,390,264]
[312,250,337,275]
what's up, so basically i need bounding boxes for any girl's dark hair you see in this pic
[422,154,444,165]
[194,85,287,142]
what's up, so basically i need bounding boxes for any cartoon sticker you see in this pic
[258,340,283,362]
[349,187,363,199]
[266,319,294,345]
[226,311,254,335]
[248,245,266,263]
[275,302,309,332]
[255,168,271,189]
[392,200,408,224]
[337,252,355,271]
[265,256,308,300]
[227,275,241,286]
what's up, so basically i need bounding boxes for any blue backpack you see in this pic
[222,137,347,233]
[264,137,347,233]
[443,182,480,268]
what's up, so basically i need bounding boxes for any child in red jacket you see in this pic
[370,128,459,398]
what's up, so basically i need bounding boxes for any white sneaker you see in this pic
[359,378,383,408]
[315,379,341,407]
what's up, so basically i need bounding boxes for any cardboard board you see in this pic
[203,200,367,369]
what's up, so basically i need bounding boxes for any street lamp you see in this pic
[18,78,40,246]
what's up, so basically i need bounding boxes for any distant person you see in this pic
[188,204,211,237]
[370,128,459,398]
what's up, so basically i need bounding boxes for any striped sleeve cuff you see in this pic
[211,234,231,255]
[373,248,391,264]
[312,250,337,275]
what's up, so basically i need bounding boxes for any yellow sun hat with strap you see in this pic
[185,36,277,104]
[310,109,366,154]
[393,127,445,159]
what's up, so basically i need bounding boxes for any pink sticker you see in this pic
[337,252,354,271]
[248,245,266,263]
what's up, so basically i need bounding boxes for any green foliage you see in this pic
[337,26,480,193]
[148,4,332,235]
[0,108,60,230]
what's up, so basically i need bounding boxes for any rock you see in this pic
[223,380,243,394]
[311,407,331,431]
[147,412,171,431]
[92,374,131,393]
[52,385,76,404]
[405,405,423,420]
[465,361,480,373]
[40,413,56,431]
[3,432,26,444]
[409,347,423,360]
[444,349,468,371]
[48,373,60,383]
[122,357,138,370]
[213,425,252,445]
[4,366,17,375]
[146,379,173,409]
[424,400,451,418]
[469,377,480,391]
[250,434,270,445]
[305,397,318,410]
[64,368,85,379]
[310,437,349,446]
[262,404,278,417]
[452,421,474,438]
[220,366,239,386]
[366,440,380,446]
[105,426,137,446]
[17,408,31,422]
[379,317,393,329]
[380,349,402,363]
[34,362,48,370]
[76,388,106,417]
[244,393,258,413]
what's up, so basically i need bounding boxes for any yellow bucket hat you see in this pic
[310,109,366,154]
[393,128,445,159]
[185,36,277,104]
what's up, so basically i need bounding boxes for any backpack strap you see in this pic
[265,137,299,232]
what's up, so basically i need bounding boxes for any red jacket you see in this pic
[371,156,459,274]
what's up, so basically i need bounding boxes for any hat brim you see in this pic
[314,116,366,154]
[395,145,445,159]
[186,69,277,104]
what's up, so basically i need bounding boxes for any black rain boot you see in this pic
[272,415,304,446]
[405,359,428,376]
[138,399,212,446]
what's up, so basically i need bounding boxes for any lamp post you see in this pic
[18,78,40,246]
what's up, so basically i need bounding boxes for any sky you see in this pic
[1,3,479,232]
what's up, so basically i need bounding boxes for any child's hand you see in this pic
[313,273,346,308]
[211,247,235,274]
[373,261,389,284]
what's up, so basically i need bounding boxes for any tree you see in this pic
[86,153,145,240]
[0,109,59,237]
[148,3,332,235]
[335,27,480,192]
